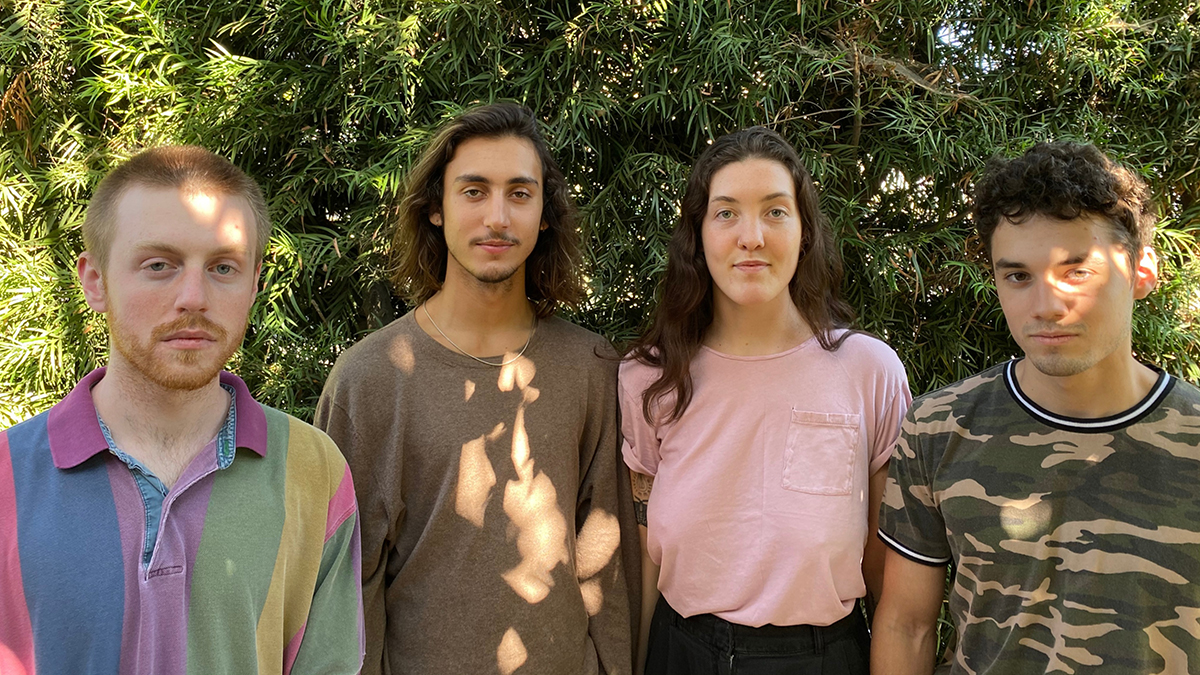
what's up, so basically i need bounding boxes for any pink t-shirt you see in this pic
[619,331,911,627]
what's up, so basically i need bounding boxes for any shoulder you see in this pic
[906,362,1009,427]
[1140,374,1200,436]
[333,313,420,370]
[534,316,619,376]
[538,316,617,356]
[262,405,348,476]
[1164,375,1200,406]
[322,313,423,395]
[829,330,906,376]
[1,410,52,457]
[618,354,660,395]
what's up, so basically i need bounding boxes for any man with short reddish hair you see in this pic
[0,146,364,675]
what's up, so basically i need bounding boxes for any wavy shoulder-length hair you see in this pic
[627,126,855,425]
[390,102,582,318]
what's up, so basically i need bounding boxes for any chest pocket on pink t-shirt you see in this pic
[781,409,861,496]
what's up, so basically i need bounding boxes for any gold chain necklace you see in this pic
[421,302,537,367]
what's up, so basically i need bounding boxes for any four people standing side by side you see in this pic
[0,147,365,675]
[315,103,640,675]
[1,113,1193,675]
[620,128,912,674]
[871,142,1200,673]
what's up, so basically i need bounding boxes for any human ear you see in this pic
[1132,246,1158,300]
[78,252,108,313]
[429,211,443,227]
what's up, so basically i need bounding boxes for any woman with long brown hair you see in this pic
[620,127,911,674]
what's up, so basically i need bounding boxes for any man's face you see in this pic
[432,135,545,288]
[78,185,260,391]
[992,213,1157,378]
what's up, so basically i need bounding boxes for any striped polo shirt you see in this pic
[0,368,365,675]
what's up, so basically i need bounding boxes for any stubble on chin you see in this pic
[109,313,244,391]
[446,247,523,289]
[1024,352,1094,378]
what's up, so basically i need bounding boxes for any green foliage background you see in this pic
[3,0,1199,430]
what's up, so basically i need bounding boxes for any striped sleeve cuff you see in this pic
[877,528,952,566]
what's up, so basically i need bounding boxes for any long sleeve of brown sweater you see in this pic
[315,313,638,675]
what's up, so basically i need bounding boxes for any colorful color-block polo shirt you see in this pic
[880,360,1200,673]
[0,368,365,675]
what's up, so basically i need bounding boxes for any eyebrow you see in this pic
[709,192,792,204]
[994,252,1093,270]
[132,242,247,258]
[453,174,540,186]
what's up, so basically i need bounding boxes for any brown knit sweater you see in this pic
[315,312,639,675]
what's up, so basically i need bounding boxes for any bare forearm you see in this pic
[870,607,937,675]
[636,526,659,675]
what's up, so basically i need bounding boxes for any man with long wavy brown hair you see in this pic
[316,102,639,675]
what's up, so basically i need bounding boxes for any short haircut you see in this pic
[973,141,1156,263]
[390,102,582,318]
[83,146,271,268]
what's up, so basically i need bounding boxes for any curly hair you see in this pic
[390,102,582,318]
[973,141,1157,262]
[627,126,854,425]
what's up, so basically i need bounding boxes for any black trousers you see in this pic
[644,596,870,675]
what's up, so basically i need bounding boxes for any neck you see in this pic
[704,292,814,356]
[1014,349,1158,419]
[433,266,535,332]
[90,355,230,484]
[417,267,537,358]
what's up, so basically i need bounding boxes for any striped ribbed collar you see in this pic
[46,367,268,469]
[1003,359,1174,433]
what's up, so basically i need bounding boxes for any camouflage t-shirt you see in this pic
[879,360,1200,674]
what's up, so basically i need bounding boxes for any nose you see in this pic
[174,266,210,313]
[737,216,765,251]
[483,193,510,232]
[1030,274,1069,321]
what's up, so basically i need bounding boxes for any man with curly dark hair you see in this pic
[871,141,1200,674]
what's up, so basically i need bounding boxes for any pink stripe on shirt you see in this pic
[0,432,35,675]
[325,464,356,542]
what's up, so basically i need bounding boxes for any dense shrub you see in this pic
[3,0,1199,427]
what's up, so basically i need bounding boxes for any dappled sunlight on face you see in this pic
[497,627,528,675]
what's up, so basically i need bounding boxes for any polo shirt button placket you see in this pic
[144,493,185,583]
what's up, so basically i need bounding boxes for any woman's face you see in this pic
[701,157,802,311]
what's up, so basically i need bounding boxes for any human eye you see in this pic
[143,260,172,274]
[768,207,788,218]
[212,263,236,276]
[463,187,485,198]
[511,188,533,200]
[714,209,734,220]
[1003,271,1030,284]
[1067,268,1093,281]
